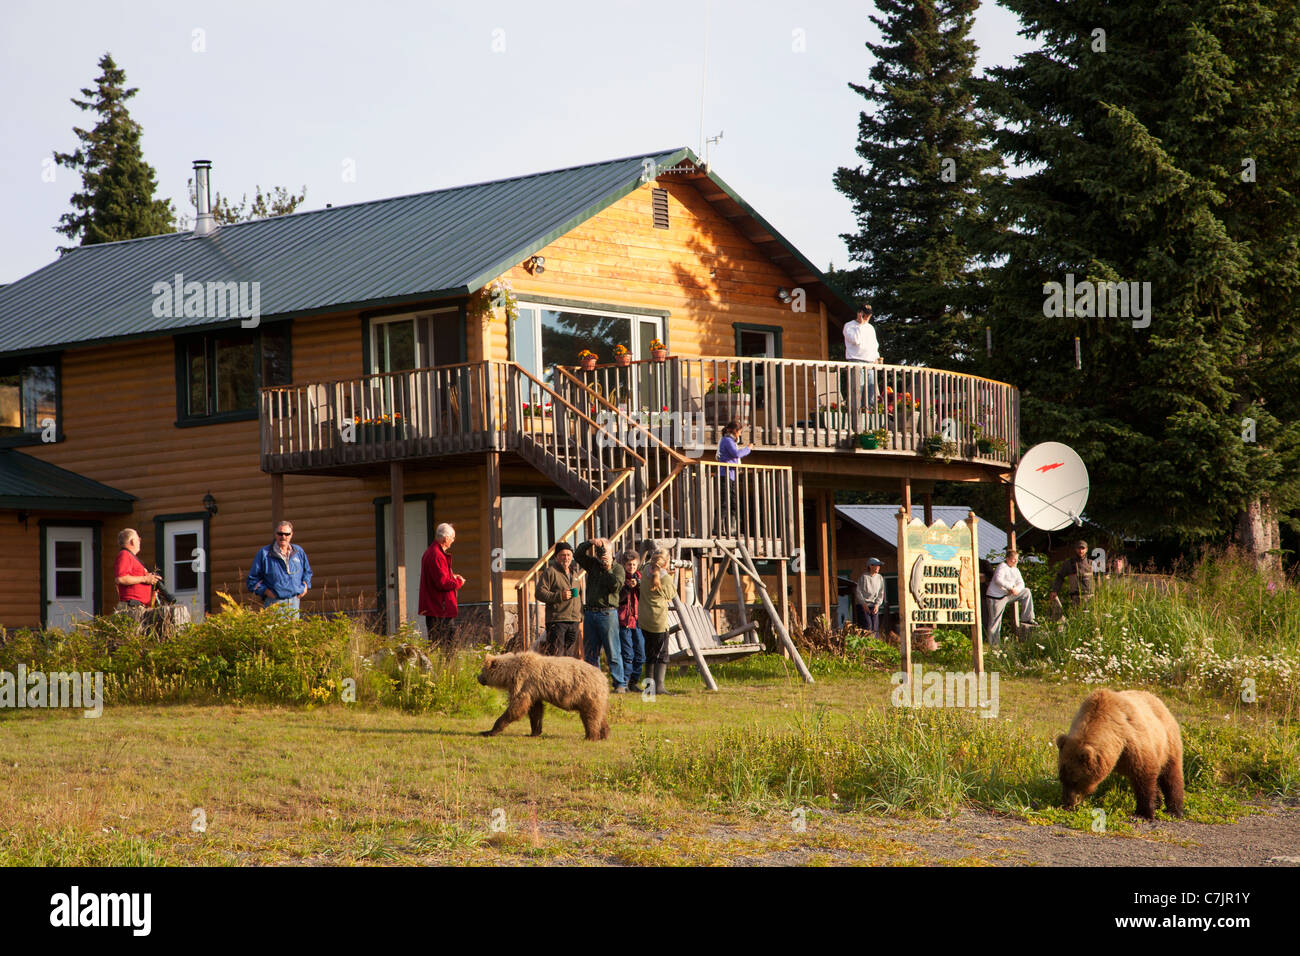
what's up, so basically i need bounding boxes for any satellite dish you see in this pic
[1014,442,1090,531]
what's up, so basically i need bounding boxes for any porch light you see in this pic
[528,255,546,275]
[775,287,792,303]
[203,492,218,516]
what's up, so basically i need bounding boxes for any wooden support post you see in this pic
[923,492,933,527]
[816,491,831,628]
[827,491,839,629]
[487,451,505,647]
[897,509,912,682]
[777,558,790,635]
[1006,479,1017,553]
[389,462,406,636]
[970,510,984,676]
[900,477,912,517]
[269,472,285,532]
[796,470,807,629]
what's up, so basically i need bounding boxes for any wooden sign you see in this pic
[896,510,984,678]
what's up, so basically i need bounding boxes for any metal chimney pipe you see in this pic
[193,160,217,236]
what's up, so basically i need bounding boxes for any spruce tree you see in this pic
[53,53,175,253]
[973,0,1300,555]
[834,0,1002,369]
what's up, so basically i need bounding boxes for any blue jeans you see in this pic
[619,626,645,686]
[265,594,300,618]
[583,609,624,687]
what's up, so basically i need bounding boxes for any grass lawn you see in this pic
[1,655,1293,866]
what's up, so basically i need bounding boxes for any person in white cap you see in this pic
[855,557,886,635]
[986,549,1037,645]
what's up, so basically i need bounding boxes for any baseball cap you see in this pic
[867,558,882,566]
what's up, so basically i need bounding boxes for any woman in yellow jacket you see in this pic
[638,550,677,695]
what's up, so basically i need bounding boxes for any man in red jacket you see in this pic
[419,522,465,648]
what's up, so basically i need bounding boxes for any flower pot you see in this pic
[614,354,632,367]
[857,434,879,449]
[702,392,751,426]
[651,349,668,363]
[976,438,995,455]
[579,357,597,371]
[819,410,851,430]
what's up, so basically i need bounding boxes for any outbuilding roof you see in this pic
[0,450,135,512]
[836,504,1010,560]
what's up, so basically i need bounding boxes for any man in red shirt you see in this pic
[114,528,159,608]
[419,522,465,648]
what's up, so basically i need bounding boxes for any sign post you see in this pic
[896,510,983,680]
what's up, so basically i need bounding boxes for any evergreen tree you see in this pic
[53,53,175,253]
[974,0,1300,560]
[834,0,1002,369]
[175,181,308,229]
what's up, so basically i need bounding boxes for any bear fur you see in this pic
[1056,689,1184,820]
[477,652,609,740]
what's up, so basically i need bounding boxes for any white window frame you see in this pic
[368,307,459,374]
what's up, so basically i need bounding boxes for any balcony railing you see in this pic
[260,361,509,472]
[567,357,1020,463]
[260,357,1020,472]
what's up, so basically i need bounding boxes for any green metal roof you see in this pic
[0,450,136,512]
[0,147,856,357]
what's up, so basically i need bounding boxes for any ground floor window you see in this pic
[502,493,588,570]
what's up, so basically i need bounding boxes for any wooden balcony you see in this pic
[562,357,1020,464]
[260,358,1020,474]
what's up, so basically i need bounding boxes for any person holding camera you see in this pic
[639,549,677,696]
[114,528,160,610]
[535,541,581,655]
[575,537,626,691]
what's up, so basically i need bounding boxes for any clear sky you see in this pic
[0,0,1035,286]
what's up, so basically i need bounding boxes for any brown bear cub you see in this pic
[1056,689,1184,820]
[477,652,609,740]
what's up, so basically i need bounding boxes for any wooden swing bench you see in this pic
[666,601,764,666]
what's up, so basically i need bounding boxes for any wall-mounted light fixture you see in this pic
[528,255,546,275]
[775,287,792,304]
[203,492,218,516]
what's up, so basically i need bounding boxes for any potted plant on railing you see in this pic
[703,370,751,425]
[352,412,406,444]
[920,432,959,462]
[857,426,890,449]
[612,344,632,367]
[577,349,599,371]
[649,338,668,362]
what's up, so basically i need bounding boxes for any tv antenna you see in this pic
[705,131,723,170]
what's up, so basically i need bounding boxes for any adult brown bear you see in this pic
[477,652,609,740]
[1056,689,1184,820]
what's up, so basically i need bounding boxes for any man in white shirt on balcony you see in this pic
[843,303,882,430]
[986,549,1036,646]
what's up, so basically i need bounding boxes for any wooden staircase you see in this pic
[508,363,800,653]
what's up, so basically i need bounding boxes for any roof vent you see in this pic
[192,160,218,237]
[652,188,669,229]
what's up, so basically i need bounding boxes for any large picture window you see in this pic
[175,325,291,424]
[511,303,663,386]
[0,354,59,445]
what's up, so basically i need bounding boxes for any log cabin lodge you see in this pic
[0,148,1021,642]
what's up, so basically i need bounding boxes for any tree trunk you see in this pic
[1236,494,1282,579]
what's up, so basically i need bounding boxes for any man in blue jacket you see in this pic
[247,520,313,616]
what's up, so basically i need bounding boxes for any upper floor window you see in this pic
[0,354,59,445]
[175,325,291,425]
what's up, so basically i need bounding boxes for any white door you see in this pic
[163,519,206,623]
[45,526,94,629]
[382,500,428,635]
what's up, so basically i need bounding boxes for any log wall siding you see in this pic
[8,329,492,629]
[487,179,826,364]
